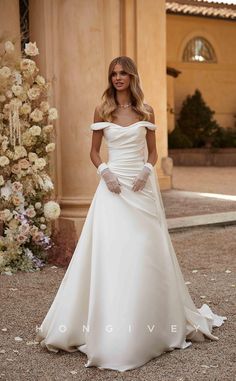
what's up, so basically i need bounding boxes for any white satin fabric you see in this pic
[35,121,227,372]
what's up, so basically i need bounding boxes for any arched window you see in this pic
[182,37,217,63]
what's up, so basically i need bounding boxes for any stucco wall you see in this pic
[167,14,236,129]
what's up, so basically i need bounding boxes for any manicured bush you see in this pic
[168,122,193,149]
[169,89,236,148]
[177,89,220,148]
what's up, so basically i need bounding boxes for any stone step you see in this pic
[167,211,236,232]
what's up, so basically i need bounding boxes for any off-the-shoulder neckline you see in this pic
[91,121,155,128]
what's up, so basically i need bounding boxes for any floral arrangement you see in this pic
[0,41,61,275]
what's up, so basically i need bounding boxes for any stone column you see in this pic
[29,0,171,257]
[121,0,172,189]
[29,0,121,239]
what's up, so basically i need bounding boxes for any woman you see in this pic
[35,56,226,372]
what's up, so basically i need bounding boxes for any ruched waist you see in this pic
[107,159,145,178]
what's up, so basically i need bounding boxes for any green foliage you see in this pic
[211,126,236,148]
[169,89,235,149]
[177,89,220,147]
[168,123,193,149]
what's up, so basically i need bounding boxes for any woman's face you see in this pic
[111,63,131,91]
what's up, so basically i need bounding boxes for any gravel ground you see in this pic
[0,224,235,381]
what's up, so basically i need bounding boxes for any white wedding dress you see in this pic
[35,121,227,372]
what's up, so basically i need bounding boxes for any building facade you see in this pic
[1,0,235,238]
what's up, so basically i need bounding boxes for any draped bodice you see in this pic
[90,121,157,167]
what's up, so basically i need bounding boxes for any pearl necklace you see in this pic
[117,102,132,109]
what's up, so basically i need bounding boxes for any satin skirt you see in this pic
[35,159,227,371]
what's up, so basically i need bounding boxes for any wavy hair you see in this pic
[97,56,152,122]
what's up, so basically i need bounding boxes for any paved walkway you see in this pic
[161,167,236,230]
[172,166,236,195]
[162,189,236,219]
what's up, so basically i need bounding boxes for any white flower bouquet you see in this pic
[0,41,61,274]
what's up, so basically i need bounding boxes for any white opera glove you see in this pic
[132,162,154,192]
[97,162,121,194]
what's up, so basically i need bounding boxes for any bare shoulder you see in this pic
[93,105,104,123]
[144,103,155,123]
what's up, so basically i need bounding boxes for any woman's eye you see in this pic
[111,71,127,76]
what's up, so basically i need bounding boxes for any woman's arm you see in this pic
[89,107,121,194]
[90,106,104,170]
[145,104,158,167]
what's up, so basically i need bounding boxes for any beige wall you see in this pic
[167,14,236,129]
[0,0,21,53]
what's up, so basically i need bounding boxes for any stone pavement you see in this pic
[162,166,236,231]
[171,166,236,196]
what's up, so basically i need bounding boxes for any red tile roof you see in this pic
[166,0,236,20]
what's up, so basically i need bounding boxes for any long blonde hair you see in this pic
[97,56,152,122]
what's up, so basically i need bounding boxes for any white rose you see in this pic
[0,66,11,78]
[48,108,58,120]
[45,143,55,153]
[27,86,41,100]
[40,101,49,112]
[0,156,10,167]
[22,131,36,147]
[44,201,61,220]
[30,108,43,122]
[24,42,39,56]
[13,146,27,160]
[34,158,46,170]
[20,103,31,115]
[0,175,5,186]
[25,205,36,218]
[42,125,53,133]
[0,180,12,199]
[4,41,15,54]
[12,70,22,85]
[40,216,45,222]
[29,125,41,136]
[35,202,42,209]
[0,209,13,222]
[12,85,23,97]
[35,75,45,86]
[12,181,23,192]
[5,90,13,98]
[40,224,47,230]
[18,92,27,102]
[42,173,53,191]
[28,152,38,162]
[20,58,36,73]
